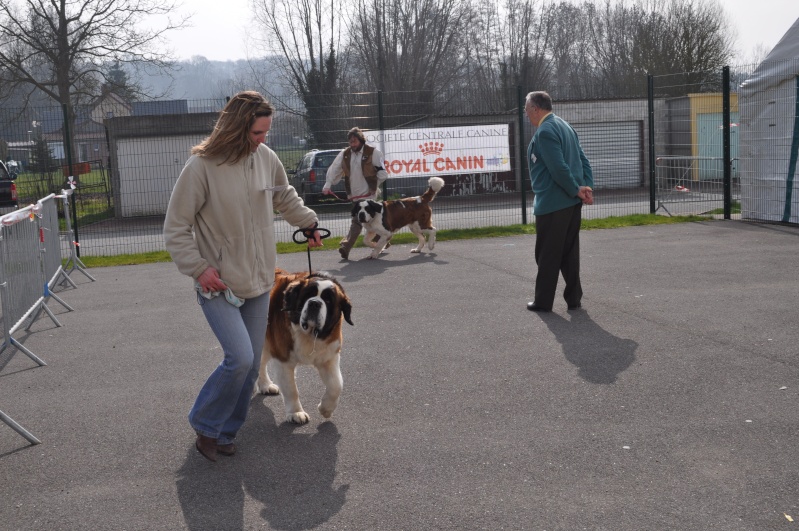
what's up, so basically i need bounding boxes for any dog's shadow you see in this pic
[175,399,348,530]
[539,310,637,384]
[321,250,449,282]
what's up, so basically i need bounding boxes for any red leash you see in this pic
[326,191,372,202]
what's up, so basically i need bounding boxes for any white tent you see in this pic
[739,18,799,223]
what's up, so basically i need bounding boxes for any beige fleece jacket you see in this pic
[163,144,318,299]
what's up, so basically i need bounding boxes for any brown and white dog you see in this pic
[353,176,445,259]
[257,268,353,424]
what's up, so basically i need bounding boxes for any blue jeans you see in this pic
[189,291,269,445]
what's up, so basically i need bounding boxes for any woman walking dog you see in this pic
[164,91,323,462]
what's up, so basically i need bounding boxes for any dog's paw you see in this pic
[410,249,421,254]
[257,381,280,395]
[288,411,310,424]
[318,403,336,419]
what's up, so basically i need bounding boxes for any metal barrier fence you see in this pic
[654,156,741,216]
[0,191,84,444]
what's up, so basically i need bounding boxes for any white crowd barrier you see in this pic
[0,190,89,445]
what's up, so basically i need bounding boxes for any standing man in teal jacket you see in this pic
[525,91,594,312]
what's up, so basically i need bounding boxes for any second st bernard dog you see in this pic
[257,268,353,424]
[352,176,445,259]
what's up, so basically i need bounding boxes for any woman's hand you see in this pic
[197,267,228,293]
[307,229,323,248]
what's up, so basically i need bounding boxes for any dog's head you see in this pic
[351,200,383,225]
[282,271,353,338]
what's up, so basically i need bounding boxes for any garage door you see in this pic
[117,135,205,217]
[571,121,643,189]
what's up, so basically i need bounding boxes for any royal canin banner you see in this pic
[363,124,511,178]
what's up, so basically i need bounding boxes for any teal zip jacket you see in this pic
[527,113,594,216]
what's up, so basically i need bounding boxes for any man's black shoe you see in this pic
[567,303,582,311]
[527,302,551,312]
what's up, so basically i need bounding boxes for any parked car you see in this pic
[288,149,346,204]
[0,160,19,211]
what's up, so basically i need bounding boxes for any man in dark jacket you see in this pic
[525,91,594,312]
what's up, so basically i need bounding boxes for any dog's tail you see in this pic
[420,177,445,204]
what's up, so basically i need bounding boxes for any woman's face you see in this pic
[249,116,272,152]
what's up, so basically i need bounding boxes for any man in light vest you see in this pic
[323,127,389,260]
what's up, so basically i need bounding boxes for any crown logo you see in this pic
[419,142,444,156]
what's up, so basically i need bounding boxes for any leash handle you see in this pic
[292,226,332,273]
[292,226,331,245]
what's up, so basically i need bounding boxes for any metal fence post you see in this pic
[722,66,732,220]
[60,190,95,282]
[517,85,528,225]
[648,74,656,214]
[378,90,387,199]
[62,103,81,256]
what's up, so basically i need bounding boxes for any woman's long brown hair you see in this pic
[192,91,275,164]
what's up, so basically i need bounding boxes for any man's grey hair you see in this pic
[526,91,553,111]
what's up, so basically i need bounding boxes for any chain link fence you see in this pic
[0,63,796,257]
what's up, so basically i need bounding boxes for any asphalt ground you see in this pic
[1,220,797,530]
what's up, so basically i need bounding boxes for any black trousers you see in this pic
[533,203,583,310]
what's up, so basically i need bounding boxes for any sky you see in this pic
[160,0,799,64]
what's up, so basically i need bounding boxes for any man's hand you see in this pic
[578,186,594,205]
[322,187,333,195]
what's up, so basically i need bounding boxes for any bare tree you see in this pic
[461,0,553,111]
[738,43,771,68]
[548,2,593,99]
[251,0,345,93]
[503,0,553,100]
[583,0,643,97]
[251,0,347,147]
[349,0,472,123]
[0,0,187,154]
[351,0,471,93]
[630,0,734,94]
[548,0,734,98]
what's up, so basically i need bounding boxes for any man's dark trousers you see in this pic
[533,203,583,310]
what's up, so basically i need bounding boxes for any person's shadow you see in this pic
[175,400,348,530]
[539,310,637,384]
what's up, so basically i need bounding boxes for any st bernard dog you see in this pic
[257,268,353,424]
[353,176,445,259]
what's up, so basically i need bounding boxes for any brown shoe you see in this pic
[217,442,236,457]
[195,433,218,462]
